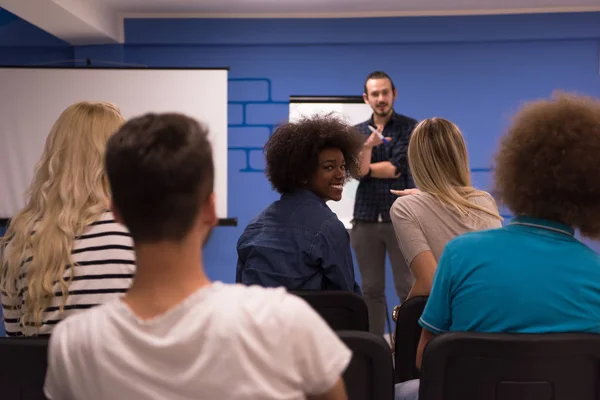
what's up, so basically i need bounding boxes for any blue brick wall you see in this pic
[116,17,600,313]
[228,78,287,172]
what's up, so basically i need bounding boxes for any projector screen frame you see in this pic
[0,218,237,230]
[0,66,237,228]
[0,65,230,71]
[289,95,365,104]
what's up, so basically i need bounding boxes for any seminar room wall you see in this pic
[3,10,600,332]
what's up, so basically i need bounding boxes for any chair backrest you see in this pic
[290,290,369,331]
[338,331,395,400]
[420,332,600,400]
[0,337,49,400]
[393,295,428,382]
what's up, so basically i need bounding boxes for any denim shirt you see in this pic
[236,190,361,294]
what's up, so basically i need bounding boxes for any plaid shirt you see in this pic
[353,111,418,222]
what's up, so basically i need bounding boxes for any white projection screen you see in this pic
[289,96,372,229]
[0,67,229,223]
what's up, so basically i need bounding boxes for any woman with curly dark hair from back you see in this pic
[396,93,600,400]
[236,114,364,293]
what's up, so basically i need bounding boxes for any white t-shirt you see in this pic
[44,282,352,400]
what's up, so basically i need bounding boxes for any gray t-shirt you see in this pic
[390,191,502,266]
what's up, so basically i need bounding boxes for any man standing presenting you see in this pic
[353,71,417,335]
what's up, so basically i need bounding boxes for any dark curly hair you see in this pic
[264,114,364,194]
[494,92,600,237]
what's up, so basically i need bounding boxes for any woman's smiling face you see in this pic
[309,147,346,202]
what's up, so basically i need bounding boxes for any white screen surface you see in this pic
[289,97,372,229]
[0,68,228,219]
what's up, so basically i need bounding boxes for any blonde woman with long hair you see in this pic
[0,101,135,336]
[390,118,501,299]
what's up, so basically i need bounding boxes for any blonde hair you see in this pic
[408,118,501,220]
[0,101,124,334]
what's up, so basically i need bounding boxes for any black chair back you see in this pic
[420,332,600,400]
[0,337,49,400]
[290,290,369,331]
[393,295,427,382]
[338,331,394,400]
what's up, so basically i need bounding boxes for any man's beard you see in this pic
[374,104,392,117]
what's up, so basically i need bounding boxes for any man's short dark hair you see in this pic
[105,113,214,242]
[264,114,364,194]
[363,71,396,95]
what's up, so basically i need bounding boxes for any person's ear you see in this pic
[392,88,398,101]
[363,93,369,104]
[200,193,217,228]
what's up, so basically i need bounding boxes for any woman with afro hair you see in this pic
[236,114,364,293]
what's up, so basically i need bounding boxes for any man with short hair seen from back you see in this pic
[44,113,351,400]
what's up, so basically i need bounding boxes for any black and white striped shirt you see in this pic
[2,211,135,336]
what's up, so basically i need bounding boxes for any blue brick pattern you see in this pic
[227,78,287,173]
[226,80,512,219]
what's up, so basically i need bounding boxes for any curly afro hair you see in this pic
[494,92,600,237]
[264,113,364,194]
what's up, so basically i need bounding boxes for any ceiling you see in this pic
[1,0,600,45]
[108,0,600,16]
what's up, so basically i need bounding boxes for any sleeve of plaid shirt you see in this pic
[389,120,416,175]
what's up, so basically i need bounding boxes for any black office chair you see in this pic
[338,330,395,400]
[0,337,49,400]
[393,295,428,383]
[420,332,600,400]
[290,290,369,331]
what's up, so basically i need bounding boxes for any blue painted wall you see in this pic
[113,14,600,304]
[3,11,600,333]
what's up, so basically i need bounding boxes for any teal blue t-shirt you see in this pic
[420,216,600,334]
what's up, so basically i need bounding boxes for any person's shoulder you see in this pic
[218,283,305,308]
[211,283,315,328]
[398,191,434,205]
[242,210,265,228]
[50,302,117,350]
[447,224,506,252]
[57,301,116,330]
[316,214,347,237]
[393,112,418,126]
[470,190,498,207]
[296,195,338,222]
[436,228,503,276]
[240,202,274,232]
[95,210,120,225]
[84,211,130,234]
[215,282,287,299]
[392,191,435,215]
[353,119,371,133]
[578,242,600,265]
